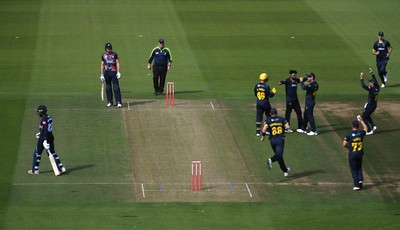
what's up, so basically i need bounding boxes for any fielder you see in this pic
[254,73,277,136]
[261,108,291,177]
[298,73,319,136]
[372,31,392,88]
[28,105,66,175]
[277,70,302,133]
[343,116,367,191]
[360,69,379,135]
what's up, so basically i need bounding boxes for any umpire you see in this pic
[343,116,368,191]
[148,38,173,95]
[254,73,277,136]
[278,70,302,133]
[261,108,291,177]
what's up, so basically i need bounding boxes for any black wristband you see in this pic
[262,132,266,136]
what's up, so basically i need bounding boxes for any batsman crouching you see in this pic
[28,105,66,176]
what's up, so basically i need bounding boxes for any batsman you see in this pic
[28,105,66,175]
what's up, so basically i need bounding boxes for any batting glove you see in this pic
[100,74,105,82]
[43,140,50,150]
[116,72,121,79]
[272,87,277,94]
[36,132,40,139]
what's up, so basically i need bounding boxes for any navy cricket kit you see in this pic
[360,74,379,132]
[148,46,172,93]
[31,114,64,172]
[254,82,275,134]
[301,81,318,132]
[344,129,366,188]
[373,39,392,85]
[102,51,122,104]
[280,78,302,128]
[265,116,289,173]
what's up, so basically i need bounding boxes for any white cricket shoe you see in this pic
[307,131,318,136]
[353,187,361,191]
[28,170,39,175]
[381,84,385,88]
[372,126,377,132]
[366,130,374,135]
[284,167,291,177]
[267,158,272,170]
[285,129,293,133]
[106,103,112,107]
[117,103,122,108]
[296,129,306,134]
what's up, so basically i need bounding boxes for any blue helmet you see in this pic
[37,105,47,116]
[105,42,112,51]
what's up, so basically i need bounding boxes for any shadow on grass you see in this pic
[174,90,203,95]
[128,100,156,106]
[285,169,326,180]
[65,164,96,174]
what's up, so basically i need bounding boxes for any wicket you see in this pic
[191,161,202,191]
[166,82,175,106]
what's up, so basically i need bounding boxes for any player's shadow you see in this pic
[386,83,400,88]
[286,169,326,180]
[65,164,96,174]
[128,100,156,106]
[174,90,203,95]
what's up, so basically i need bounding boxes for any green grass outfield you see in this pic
[1,0,400,229]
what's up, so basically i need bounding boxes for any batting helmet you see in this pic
[37,105,47,116]
[105,42,112,51]
[259,73,269,81]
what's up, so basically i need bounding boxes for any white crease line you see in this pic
[141,183,146,198]
[245,183,253,198]
[210,101,215,110]
[127,101,130,110]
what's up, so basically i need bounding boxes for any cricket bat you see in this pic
[48,150,61,176]
[101,82,104,101]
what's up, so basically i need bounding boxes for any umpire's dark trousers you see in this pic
[153,65,168,93]
[285,99,302,129]
[270,137,288,172]
[104,71,122,104]
[348,152,363,187]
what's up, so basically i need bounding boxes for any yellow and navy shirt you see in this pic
[148,46,172,66]
[344,130,366,154]
[265,116,288,139]
[254,82,275,103]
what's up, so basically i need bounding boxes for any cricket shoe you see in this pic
[369,68,374,74]
[353,186,361,191]
[285,129,293,133]
[296,129,306,134]
[60,167,67,173]
[266,158,272,170]
[106,102,112,107]
[27,169,39,175]
[366,130,374,135]
[117,103,122,108]
[284,167,291,177]
[384,73,388,83]
[381,84,385,88]
[359,181,363,189]
[307,131,318,136]
[256,131,261,137]
[372,126,377,132]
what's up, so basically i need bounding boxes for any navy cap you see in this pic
[307,72,316,79]
[352,120,359,128]
[158,38,165,44]
[289,70,297,74]
[378,31,384,36]
[270,108,278,115]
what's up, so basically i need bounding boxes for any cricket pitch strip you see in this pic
[123,99,261,202]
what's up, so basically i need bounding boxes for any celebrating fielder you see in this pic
[254,73,277,136]
[360,69,379,135]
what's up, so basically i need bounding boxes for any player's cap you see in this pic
[259,73,269,81]
[307,72,316,79]
[378,31,384,36]
[352,120,359,128]
[37,105,47,114]
[270,108,278,115]
[105,42,112,50]
[158,38,165,44]
[289,70,297,75]
[368,78,375,83]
